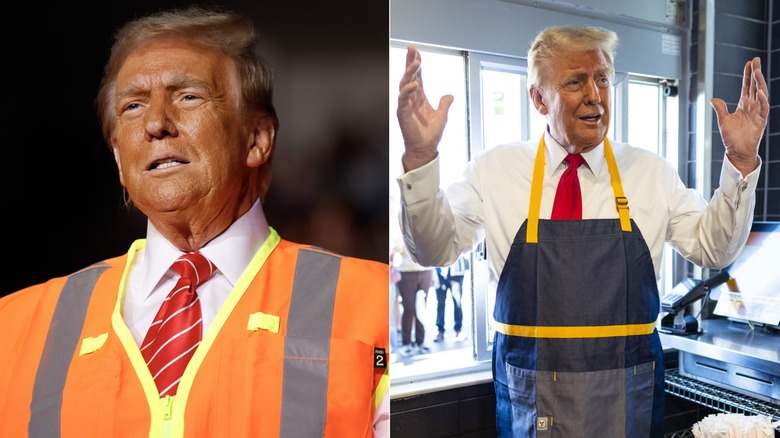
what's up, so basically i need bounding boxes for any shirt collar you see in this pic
[140,199,271,297]
[543,131,605,178]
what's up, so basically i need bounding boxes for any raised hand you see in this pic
[710,57,769,176]
[396,45,454,171]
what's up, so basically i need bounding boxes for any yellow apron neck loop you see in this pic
[603,137,632,233]
[526,135,631,244]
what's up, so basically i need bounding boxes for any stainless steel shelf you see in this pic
[665,369,780,433]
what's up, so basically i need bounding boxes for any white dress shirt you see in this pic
[397,132,761,295]
[123,200,270,345]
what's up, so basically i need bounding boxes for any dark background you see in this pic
[1,1,389,297]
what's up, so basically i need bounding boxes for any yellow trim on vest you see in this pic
[79,332,108,356]
[171,228,281,437]
[603,138,632,232]
[247,312,280,333]
[526,136,632,243]
[374,368,390,411]
[493,320,656,338]
[111,239,168,438]
[110,231,283,438]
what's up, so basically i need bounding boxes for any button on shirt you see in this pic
[397,132,761,293]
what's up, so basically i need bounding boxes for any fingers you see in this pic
[399,45,421,91]
[397,45,422,113]
[741,59,752,99]
[438,95,455,115]
[753,58,770,120]
[751,57,768,101]
[742,57,769,123]
[741,57,768,100]
[710,97,727,124]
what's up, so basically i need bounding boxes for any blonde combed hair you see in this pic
[527,25,618,90]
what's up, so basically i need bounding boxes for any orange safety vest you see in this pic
[0,231,389,437]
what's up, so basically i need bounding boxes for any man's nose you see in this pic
[144,99,178,141]
[582,79,602,105]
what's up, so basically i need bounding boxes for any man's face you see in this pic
[531,49,612,154]
[110,38,265,221]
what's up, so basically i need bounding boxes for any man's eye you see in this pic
[124,103,141,112]
[182,94,200,101]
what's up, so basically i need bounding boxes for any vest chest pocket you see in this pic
[506,361,655,437]
[59,346,124,437]
[322,338,375,432]
[213,333,375,437]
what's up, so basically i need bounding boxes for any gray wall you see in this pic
[391,0,683,80]
[690,0,776,221]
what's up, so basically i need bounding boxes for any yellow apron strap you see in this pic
[526,135,547,244]
[526,135,632,244]
[603,138,632,232]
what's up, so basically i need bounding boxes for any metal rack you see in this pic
[665,369,780,433]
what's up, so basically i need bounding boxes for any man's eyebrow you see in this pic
[114,76,212,101]
[561,70,588,81]
[114,83,149,102]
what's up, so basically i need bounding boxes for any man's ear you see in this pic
[530,87,548,115]
[110,137,126,186]
[246,116,276,168]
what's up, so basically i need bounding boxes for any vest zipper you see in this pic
[161,395,174,420]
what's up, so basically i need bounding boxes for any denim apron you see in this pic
[493,137,665,437]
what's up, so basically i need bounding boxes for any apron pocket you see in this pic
[505,363,540,437]
[541,361,655,437]
[506,361,654,437]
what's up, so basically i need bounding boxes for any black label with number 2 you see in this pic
[374,347,386,368]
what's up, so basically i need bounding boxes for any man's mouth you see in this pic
[149,159,187,170]
[580,114,601,122]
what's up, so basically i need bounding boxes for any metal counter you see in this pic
[660,318,780,432]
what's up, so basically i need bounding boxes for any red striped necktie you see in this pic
[141,251,215,396]
[551,154,585,220]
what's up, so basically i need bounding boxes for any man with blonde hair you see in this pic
[1,6,389,437]
[396,25,767,437]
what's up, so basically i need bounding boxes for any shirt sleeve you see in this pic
[666,155,762,269]
[396,156,484,267]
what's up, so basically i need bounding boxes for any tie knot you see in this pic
[172,252,215,287]
[564,154,585,169]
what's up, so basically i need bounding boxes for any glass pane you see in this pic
[482,69,522,148]
[627,82,660,153]
[389,45,474,383]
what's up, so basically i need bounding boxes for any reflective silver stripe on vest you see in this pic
[280,249,341,438]
[29,263,109,438]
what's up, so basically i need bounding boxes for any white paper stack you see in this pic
[691,413,779,438]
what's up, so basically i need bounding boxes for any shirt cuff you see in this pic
[396,156,441,205]
[719,155,762,208]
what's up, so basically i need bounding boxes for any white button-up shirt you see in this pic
[398,132,760,294]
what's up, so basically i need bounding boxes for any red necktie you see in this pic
[551,154,585,220]
[141,251,215,396]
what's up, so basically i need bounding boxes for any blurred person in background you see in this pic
[392,239,435,357]
[434,256,468,343]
